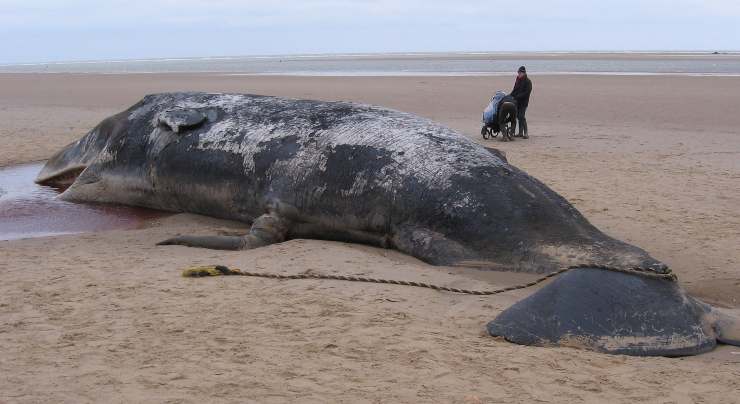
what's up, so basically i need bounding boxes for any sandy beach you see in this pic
[1,73,739,402]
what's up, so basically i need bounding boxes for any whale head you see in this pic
[35,93,222,208]
[35,96,167,206]
[36,115,121,191]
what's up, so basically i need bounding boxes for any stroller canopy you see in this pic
[482,91,508,125]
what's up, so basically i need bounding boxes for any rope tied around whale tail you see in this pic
[181,264,676,296]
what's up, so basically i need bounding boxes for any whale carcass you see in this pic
[36,92,740,356]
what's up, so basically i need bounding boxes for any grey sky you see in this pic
[1,0,738,64]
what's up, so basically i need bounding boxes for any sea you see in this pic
[1,52,739,76]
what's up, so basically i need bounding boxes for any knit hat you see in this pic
[518,66,526,73]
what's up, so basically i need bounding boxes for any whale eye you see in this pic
[158,108,207,133]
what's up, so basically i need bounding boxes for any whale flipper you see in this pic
[158,213,290,250]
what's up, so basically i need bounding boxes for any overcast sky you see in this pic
[1,0,738,64]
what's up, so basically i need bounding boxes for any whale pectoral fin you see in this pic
[157,235,248,250]
[157,213,291,251]
[487,268,718,356]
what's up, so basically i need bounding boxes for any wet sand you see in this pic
[1,73,739,402]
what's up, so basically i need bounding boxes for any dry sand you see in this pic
[1,73,739,403]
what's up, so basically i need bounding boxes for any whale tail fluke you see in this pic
[487,267,720,356]
[157,235,249,250]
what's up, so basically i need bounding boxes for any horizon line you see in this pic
[2,49,739,67]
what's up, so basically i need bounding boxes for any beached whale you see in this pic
[36,92,739,356]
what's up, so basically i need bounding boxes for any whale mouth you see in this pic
[35,165,87,190]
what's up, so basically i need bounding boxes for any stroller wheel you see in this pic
[500,125,510,141]
[481,126,490,139]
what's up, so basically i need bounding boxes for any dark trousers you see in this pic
[517,105,528,135]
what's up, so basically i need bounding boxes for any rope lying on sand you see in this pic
[182,263,677,296]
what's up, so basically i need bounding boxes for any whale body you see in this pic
[37,92,739,356]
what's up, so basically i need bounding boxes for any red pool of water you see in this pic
[0,163,169,241]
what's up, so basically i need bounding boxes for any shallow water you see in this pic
[0,163,167,241]
[2,52,740,76]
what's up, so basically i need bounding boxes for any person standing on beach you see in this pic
[510,66,532,138]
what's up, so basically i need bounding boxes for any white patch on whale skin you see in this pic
[197,120,243,152]
[165,93,506,196]
[344,174,369,197]
[314,109,503,192]
[146,126,182,157]
[95,142,119,165]
[133,92,505,233]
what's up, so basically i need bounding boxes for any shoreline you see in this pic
[4,71,740,77]
[3,51,740,76]
[3,50,740,66]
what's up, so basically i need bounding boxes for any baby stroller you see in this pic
[481,91,518,141]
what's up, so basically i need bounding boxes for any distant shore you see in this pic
[2,51,740,75]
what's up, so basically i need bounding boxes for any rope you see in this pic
[182,263,676,296]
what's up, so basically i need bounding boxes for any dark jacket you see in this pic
[510,75,532,108]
